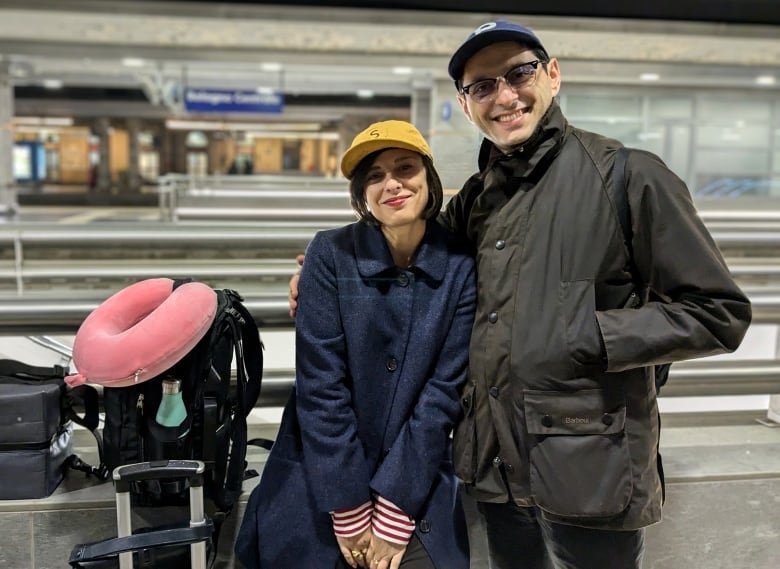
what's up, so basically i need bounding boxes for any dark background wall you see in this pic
[157,0,780,27]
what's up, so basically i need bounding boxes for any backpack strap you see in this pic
[0,359,69,380]
[220,291,264,509]
[63,385,110,480]
[609,148,671,393]
[609,146,640,282]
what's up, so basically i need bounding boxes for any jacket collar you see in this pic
[354,221,447,282]
[477,99,568,178]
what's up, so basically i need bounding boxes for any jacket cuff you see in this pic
[331,501,373,538]
[372,495,415,546]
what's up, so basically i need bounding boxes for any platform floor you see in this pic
[1,414,779,569]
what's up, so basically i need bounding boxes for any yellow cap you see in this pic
[340,120,433,179]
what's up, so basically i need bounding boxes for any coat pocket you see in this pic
[453,382,476,484]
[559,279,604,374]
[524,388,632,518]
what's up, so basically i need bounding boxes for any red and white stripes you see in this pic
[371,495,416,545]
[331,495,416,545]
[332,500,373,538]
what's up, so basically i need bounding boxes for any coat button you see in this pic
[397,273,409,287]
[602,413,614,426]
[488,312,498,323]
[495,239,506,250]
[492,456,502,467]
[419,519,431,533]
[386,358,397,372]
[489,386,499,398]
[461,396,471,407]
[541,414,553,428]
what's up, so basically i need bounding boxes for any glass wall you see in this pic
[561,87,780,199]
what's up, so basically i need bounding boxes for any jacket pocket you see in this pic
[524,388,632,518]
[560,280,604,374]
[453,382,476,484]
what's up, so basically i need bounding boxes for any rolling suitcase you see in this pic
[69,460,214,569]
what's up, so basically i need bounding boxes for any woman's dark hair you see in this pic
[348,149,443,225]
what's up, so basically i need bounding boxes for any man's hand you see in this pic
[366,534,406,569]
[336,528,372,569]
[288,254,305,319]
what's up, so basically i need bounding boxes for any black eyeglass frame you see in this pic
[459,60,545,102]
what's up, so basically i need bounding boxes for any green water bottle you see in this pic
[155,378,187,428]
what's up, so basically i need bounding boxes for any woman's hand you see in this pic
[336,528,372,569]
[288,254,305,318]
[366,534,406,569]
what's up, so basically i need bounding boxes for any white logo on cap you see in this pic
[472,22,497,36]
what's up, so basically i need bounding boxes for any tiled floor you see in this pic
[2,417,779,568]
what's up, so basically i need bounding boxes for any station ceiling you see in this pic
[1,0,779,123]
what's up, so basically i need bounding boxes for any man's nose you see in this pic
[493,76,517,105]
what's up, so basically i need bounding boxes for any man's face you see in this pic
[457,41,561,153]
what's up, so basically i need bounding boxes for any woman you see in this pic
[236,120,475,569]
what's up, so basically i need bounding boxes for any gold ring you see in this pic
[351,550,364,558]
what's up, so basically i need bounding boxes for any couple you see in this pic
[237,20,751,569]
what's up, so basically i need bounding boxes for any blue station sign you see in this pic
[184,88,284,114]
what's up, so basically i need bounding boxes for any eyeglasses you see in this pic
[459,60,544,104]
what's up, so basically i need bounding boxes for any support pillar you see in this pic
[126,119,142,192]
[0,61,15,216]
[94,118,112,194]
[423,77,481,191]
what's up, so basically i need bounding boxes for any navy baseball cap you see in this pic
[448,20,549,82]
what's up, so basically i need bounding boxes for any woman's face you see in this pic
[364,148,429,228]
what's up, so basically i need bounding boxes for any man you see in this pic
[291,20,751,569]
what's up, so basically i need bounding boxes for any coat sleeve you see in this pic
[295,232,371,513]
[597,149,752,372]
[369,260,477,518]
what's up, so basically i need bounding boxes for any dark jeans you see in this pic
[479,501,645,569]
[334,535,434,569]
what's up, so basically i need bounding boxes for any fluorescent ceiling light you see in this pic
[755,75,776,86]
[42,79,63,89]
[256,87,276,95]
[392,66,413,75]
[639,73,660,81]
[121,57,146,67]
[14,116,74,126]
[165,119,321,131]
[260,62,283,72]
[357,89,374,99]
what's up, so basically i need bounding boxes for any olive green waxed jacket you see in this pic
[439,101,751,530]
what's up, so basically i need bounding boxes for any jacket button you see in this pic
[461,396,471,407]
[419,519,431,533]
[492,456,502,467]
[541,414,553,428]
[397,273,409,287]
[495,239,506,250]
[488,312,498,323]
[489,386,499,398]
[602,413,614,426]
[386,358,397,372]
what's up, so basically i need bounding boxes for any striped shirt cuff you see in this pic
[372,495,416,545]
[331,501,373,538]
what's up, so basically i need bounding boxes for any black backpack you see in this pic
[609,147,672,392]
[101,283,264,538]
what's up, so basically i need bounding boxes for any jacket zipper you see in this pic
[136,393,146,460]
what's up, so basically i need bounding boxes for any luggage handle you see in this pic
[68,522,213,567]
[114,459,204,490]
[113,460,208,569]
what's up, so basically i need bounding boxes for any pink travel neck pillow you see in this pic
[66,278,218,388]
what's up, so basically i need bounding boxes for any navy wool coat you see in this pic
[236,220,476,569]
